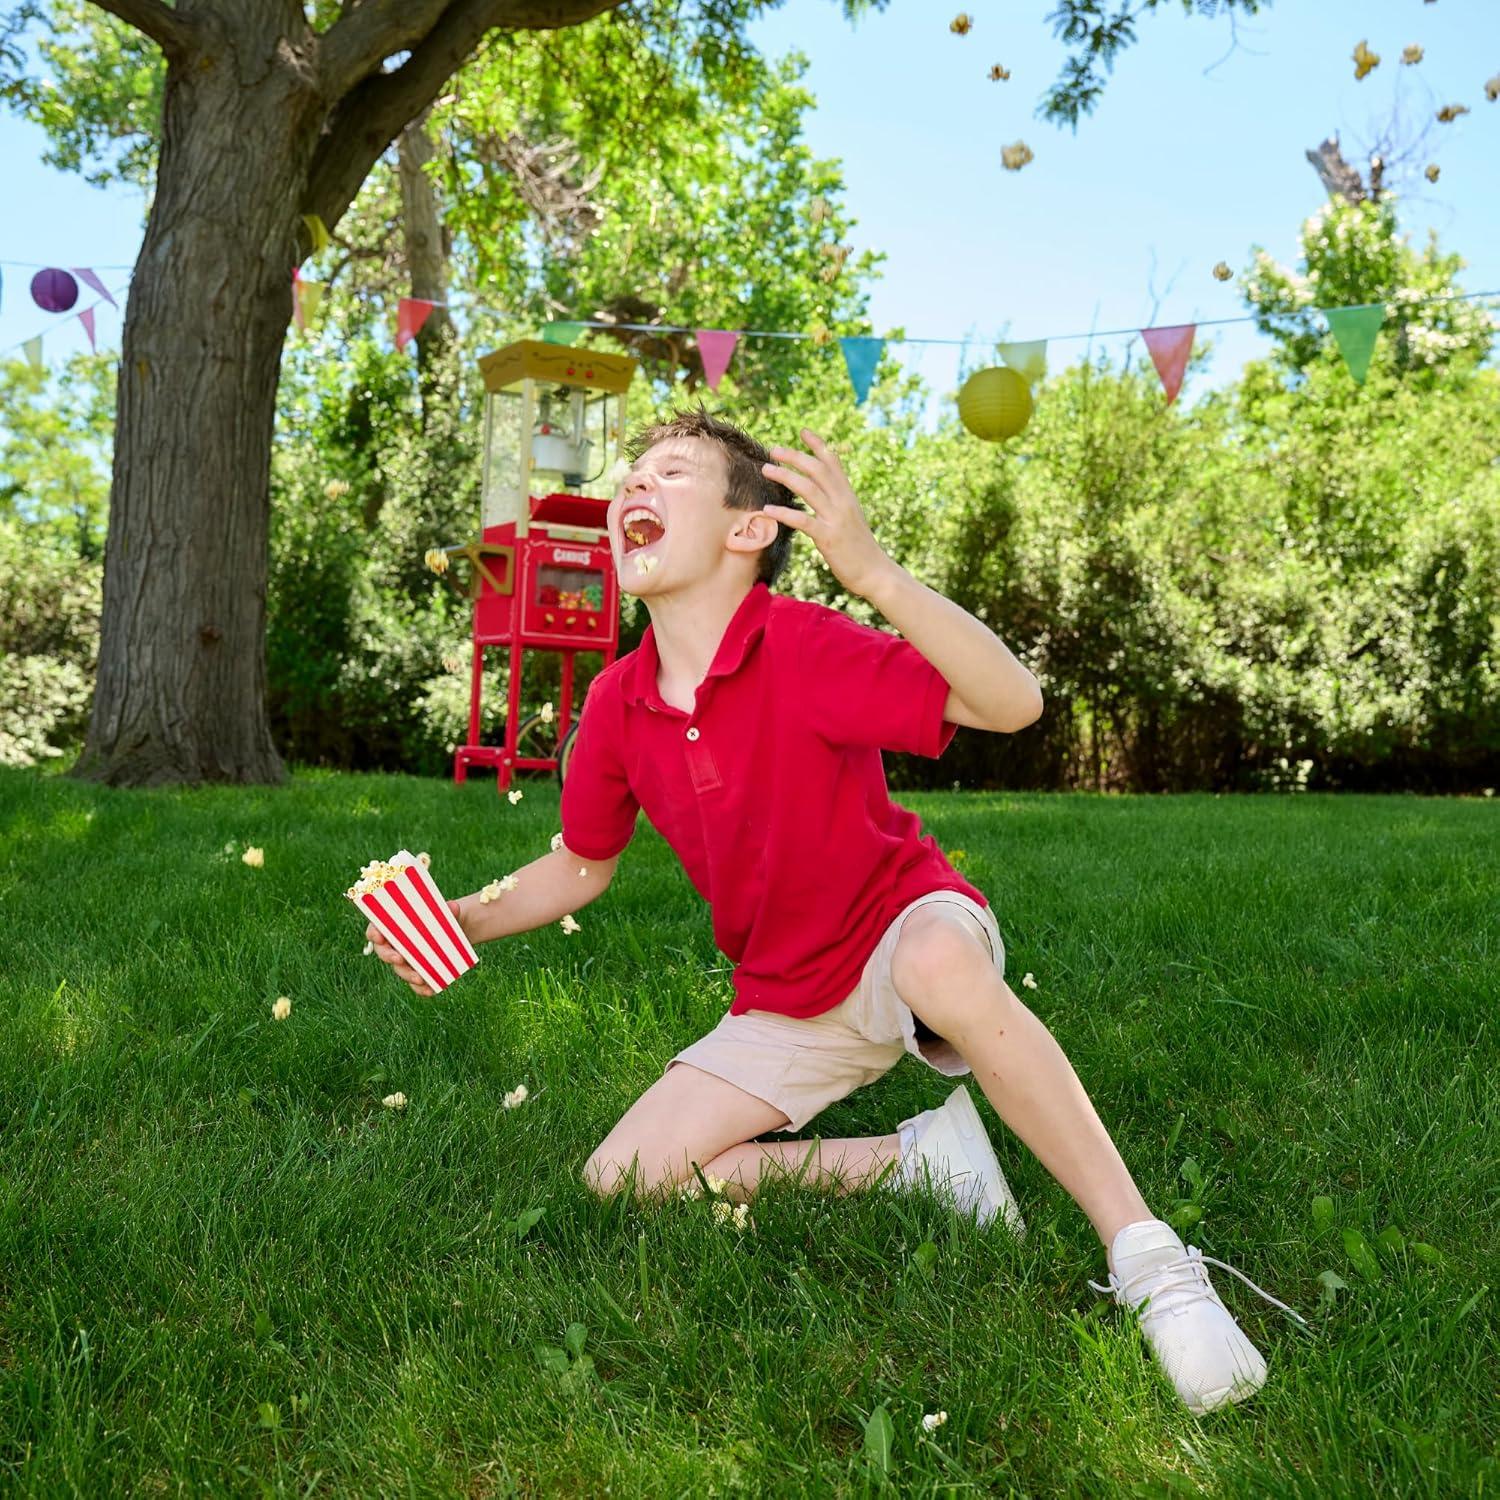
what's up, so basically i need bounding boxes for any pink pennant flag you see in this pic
[72,268,117,309]
[1140,323,1195,405]
[696,329,741,393]
[79,306,97,352]
[396,297,436,352]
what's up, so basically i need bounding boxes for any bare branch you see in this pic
[319,0,451,98]
[306,0,622,227]
[87,0,196,57]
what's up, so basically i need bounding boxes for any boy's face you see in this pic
[607,436,771,597]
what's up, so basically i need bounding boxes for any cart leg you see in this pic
[500,637,524,795]
[559,651,576,743]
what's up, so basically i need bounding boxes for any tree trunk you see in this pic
[397,110,456,415]
[72,17,327,787]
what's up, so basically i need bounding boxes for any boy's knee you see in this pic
[891,908,993,1000]
[582,1145,668,1199]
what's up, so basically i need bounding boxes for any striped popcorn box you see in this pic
[347,849,479,993]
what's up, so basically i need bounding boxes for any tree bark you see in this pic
[72,0,624,787]
[397,110,456,413]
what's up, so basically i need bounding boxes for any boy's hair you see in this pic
[623,405,805,587]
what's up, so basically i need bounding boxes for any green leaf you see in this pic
[509,1206,545,1240]
[1316,1269,1349,1308]
[1178,1157,1203,1195]
[1166,1202,1202,1231]
[563,1322,588,1358]
[534,1345,570,1374]
[862,1401,895,1478]
[1375,1224,1406,1257]
[253,1308,272,1341]
[1409,1241,1442,1265]
[1342,1227,1383,1282]
[1311,1195,1336,1234]
[909,1241,939,1279]
[256,1401,280,1431]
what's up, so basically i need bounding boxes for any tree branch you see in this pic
[306,0,623,228]
[319,0,452,99]
[87,0,196,57]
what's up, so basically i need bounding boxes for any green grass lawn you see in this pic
[1,766,1496,1496]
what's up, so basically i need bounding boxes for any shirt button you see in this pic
[685,727,700,741]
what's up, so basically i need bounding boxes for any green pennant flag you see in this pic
[541,321,585,345]
[1325,304,1384,384]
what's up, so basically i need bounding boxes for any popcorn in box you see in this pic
[347,849,478,993]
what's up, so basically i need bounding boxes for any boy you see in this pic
[368,409,1305,1414]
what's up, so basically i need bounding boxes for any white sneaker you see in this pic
[890,1086,1026,1237]
[1090,1219,1310,1414]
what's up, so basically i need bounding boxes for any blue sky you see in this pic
[3,0,1497,406]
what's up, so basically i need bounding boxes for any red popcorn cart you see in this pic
[441,339,638,794]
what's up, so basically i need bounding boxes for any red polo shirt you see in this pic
[560,580,987,1020]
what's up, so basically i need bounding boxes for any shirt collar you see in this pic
[626,580,772,708]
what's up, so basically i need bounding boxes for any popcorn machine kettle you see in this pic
[442,339,638,792]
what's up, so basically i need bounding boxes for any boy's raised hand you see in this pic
[760,428,896,600]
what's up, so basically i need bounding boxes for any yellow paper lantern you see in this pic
[958,366,1032,441]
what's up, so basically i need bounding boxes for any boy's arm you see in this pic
[760,427,1043,734]
[461,844,619,944]
[863,564,1043,733]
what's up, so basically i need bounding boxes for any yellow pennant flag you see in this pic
[23,336,43,372]
[294,278,325,333]
[301,213,331,257]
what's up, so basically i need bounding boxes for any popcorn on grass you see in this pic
[559,913,581,935]
[382,1092,407,1110]
[922,1411,949,1432]
[507,789,523,805]
[242,846,265,868]
[1021,972,1038,989]
[503,1083,529,1110]
[271,996,292,1021]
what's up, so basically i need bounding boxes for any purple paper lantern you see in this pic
[31,268,80,313]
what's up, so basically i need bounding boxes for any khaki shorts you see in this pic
[665,890,1005,1134]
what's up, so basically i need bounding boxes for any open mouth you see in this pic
[621,507,667,555]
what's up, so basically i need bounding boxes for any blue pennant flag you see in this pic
[839,336,884,406]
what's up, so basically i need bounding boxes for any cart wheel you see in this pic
[557,721,580,786]
[512,711,560,773]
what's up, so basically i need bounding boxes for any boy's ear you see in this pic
[725,509,779,556]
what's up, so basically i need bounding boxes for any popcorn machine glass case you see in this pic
[446,340,638,793]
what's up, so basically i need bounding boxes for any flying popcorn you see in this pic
[382,1092,407,1110]
[1401,44,1423,65]
[242,846,265,868]
[417,852,431,868]
[324,479,350,500]
[362,940,375,956]
[922,1411,949,1432]
[1001,141,1034,172]
[508,788,523,804]
[1487,75,1500,103]
[539,701,554,723]
[560,913,581,935]
[950,13,972,36]
[271,996,292,1021]
[503,1083,529,1110]
[1021,972,1038,989]
[1212,261,1233,281]
[579,867,589,877]
[424,548,449,575]
[634,554,658,575]
[551,833,565,852]
[1426,163,1441,182]
[1352,40,1379,80]
[809,195,831,225]
[1436,103,1470,122]
[988,64,1010,81]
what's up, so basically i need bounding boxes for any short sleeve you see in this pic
[560,673,640,859]
[797,604,958,759]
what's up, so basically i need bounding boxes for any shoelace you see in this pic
[1088,1245,1310,1327]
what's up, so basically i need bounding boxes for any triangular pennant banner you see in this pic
[301,213,331,257]
[840,336,884,406]
[1140,323,1195,405]
[541,321,585,345]
[696,329,740,392]
[999,339,1048,385]
[72,267,117,308]
[79,306,96,352]
[396,297,436,352]
[1325,304,1384,384]
[23,336,42,371]
[0,266,4,314]
[293,277,324,333]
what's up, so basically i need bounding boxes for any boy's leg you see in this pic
[583,1060,897,1200]
[889,906,1153,1249]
